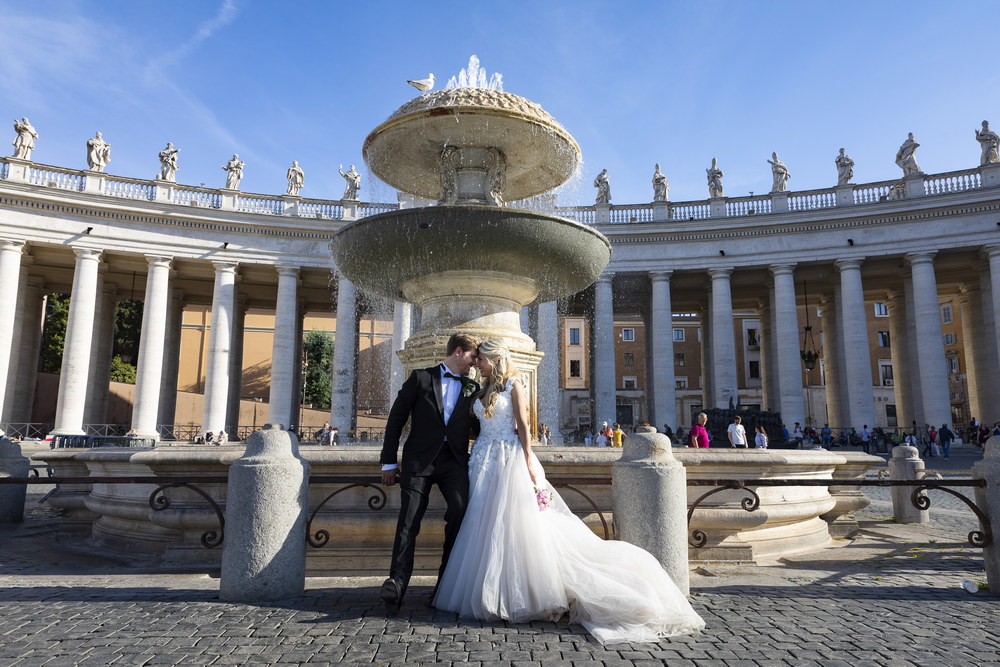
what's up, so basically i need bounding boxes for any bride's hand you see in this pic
[526,458,540,486]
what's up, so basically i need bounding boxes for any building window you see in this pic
[748,360,761,379]
[941,303,953,324]
[569,328,580,345]
[673,328,685,341]
[674,352,685,367]
[948,356,960,374]
[675,376,688,389]
[879,360,893,386]
[874,302,889,317]
[623,376,637,390]
[569,360,581,378]
[622,328,635,342]
[944,332,957,345]
[746,328,759,348]
[877,331,890,347]
[623,352,634,367]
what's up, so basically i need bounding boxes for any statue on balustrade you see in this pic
[976,120,999,166]
[11,117,37,160]
[593,168,611,204]
[339,163,361,200]
[895,132,922,176]
[157,142,181,182]
[835,148,855,185]
[767,152,790,192]
[652,163,669,201]
[222,154,245,190]
[86,132,111,172]
[707,157,724,198]
[286,160,305,196]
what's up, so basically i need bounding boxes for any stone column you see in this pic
[4,276,43,424]
[0,241,25,418]
[835,259,875,431]
[226,298,247,438]
[52,248,102,436]
[201,261,238,436]
[886,290,914,428]
[0,437,29,523]
[972,437,1000,590]
[699,305,712,411]
[389,301,412,401]
[131,256,172,438]
[158,289,184,432]
[649,271,676,431]
[770,264,805,427]
[906,253,950,428]
[537,299,563,445]
[958,288,983,426]
[268,266,300,428]
[819,295,843,430]
[289,300,304,426]
[708,268,737,409]
[986,246,1000,390]
[903,275,925,428]
[979,261,1000,426]
[757,299,775,411]
[330,275,357,434]
[593,273,616,427]
[84,282,116,427]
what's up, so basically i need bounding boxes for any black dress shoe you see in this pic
[380,577,403,615]
[424,588,437,609]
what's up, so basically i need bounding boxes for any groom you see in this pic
[379,332,480,613]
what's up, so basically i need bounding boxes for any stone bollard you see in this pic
[0,437,30,523]
[972,435,1000,589]
[220,424,310,602]
[612,425,690,595]
[889,444,928,524]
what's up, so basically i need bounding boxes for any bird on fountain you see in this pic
[407,73,435,92]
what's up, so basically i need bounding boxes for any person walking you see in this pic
[690,413,710,448]
[859,425,872,454]
[727,415,748,448]
[611,423,625,448]
[754,425,768,449]
[938,424,954,460]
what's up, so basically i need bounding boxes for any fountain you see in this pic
[331,57,611,424]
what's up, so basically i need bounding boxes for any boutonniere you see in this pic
[460,378,477,398]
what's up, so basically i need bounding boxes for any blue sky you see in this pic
[2,1,999,205]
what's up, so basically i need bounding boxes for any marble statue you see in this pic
[767,152,790,192]
[707,158,724,198]
[157,142,181,182]
[222,154,245,190]
[652,163,668,202]
[976,120,1000,166]
[286,161,304,196]
[593,168,611,204]
[11,117,37,160]
[339,164,361,200]
[835,148,855,186]
[485,148,506,206]
[86,132,111,172]
[895,132,922,176]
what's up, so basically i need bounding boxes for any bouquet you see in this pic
[533,486,553,512]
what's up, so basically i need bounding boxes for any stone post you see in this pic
[612,426,690,594]
[219,424,309,601]
[835,185,854,206]
[709,197,727,218]
[771,192,789,213]
[594,203,611,224]
[889,444,928,524]
[0,437,29,523]
[972,435,1000,589]
[83,171,105,195]
[904,174,925,198]
[651,201,669,222]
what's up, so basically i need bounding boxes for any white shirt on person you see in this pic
[727,423,747,446]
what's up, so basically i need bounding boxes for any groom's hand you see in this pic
[381,468,398,486]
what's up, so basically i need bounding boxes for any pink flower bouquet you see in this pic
[534,486,553,512]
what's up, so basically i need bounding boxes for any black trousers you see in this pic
[389,445,469,591]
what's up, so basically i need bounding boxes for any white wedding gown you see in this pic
[434,379,705,644]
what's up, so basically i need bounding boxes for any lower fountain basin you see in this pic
[330,206,612,302]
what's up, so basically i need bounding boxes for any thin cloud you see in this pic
[143,0,242,83]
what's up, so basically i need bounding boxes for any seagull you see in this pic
[407,73,435,92]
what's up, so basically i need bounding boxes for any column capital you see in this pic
[71,246,102,262]
[983,244,1000,259]
[211,260,239,274]
[144,254,173,270]
[959,282,981,298]
[707,267,734,280]
[276,264,301,278]
[596,272,614,285]
[769,263,796,277]
[904,251,936,267]
[0,239,25,253]
[834,257,863,272]
[648,270,672,283]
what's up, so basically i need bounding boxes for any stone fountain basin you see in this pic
[330,206,612,303]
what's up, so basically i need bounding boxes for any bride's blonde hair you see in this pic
[477,338,519,419]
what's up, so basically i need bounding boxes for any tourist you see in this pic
[584,432,593,447]
[611,423,624,448]
[690,412,710,448]
[979,424,991,447]
[596,429,609,447]
[316,422,334,445]
[939,424,954,460]
[927,425,940,457]
[754,425,768,449]
[792,422,804,443]
[727,415,747,448]
[859,424,872,454]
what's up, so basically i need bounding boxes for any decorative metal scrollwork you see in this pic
[910,485,993,548]
[307,483,387,548]
[149,482,225,548]
[687,481,761,547]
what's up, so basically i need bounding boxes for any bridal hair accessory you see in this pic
[534,486,553,511]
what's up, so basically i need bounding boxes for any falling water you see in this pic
[446,55,504,91]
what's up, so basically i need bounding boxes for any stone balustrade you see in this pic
[2,156,996,225]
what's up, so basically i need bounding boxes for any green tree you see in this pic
[302,331,334,408]
[113,298,143,364]
[40,293,70,373]
[109,355,137,384]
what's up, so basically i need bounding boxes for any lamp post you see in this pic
[800,281,820,427]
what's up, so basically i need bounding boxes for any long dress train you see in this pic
[434,378,705,644]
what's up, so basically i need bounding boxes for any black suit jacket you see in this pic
[380,366,479,475]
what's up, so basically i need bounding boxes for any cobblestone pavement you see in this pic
[2,447,998,666]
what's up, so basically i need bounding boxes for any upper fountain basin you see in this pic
[363,89,581,202]
[330,206,611,303]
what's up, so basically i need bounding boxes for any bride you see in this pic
[433,339,705,644]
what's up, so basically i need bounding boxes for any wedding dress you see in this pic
[434,378,705,644]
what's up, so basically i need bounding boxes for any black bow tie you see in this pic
[443,372,463,382]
